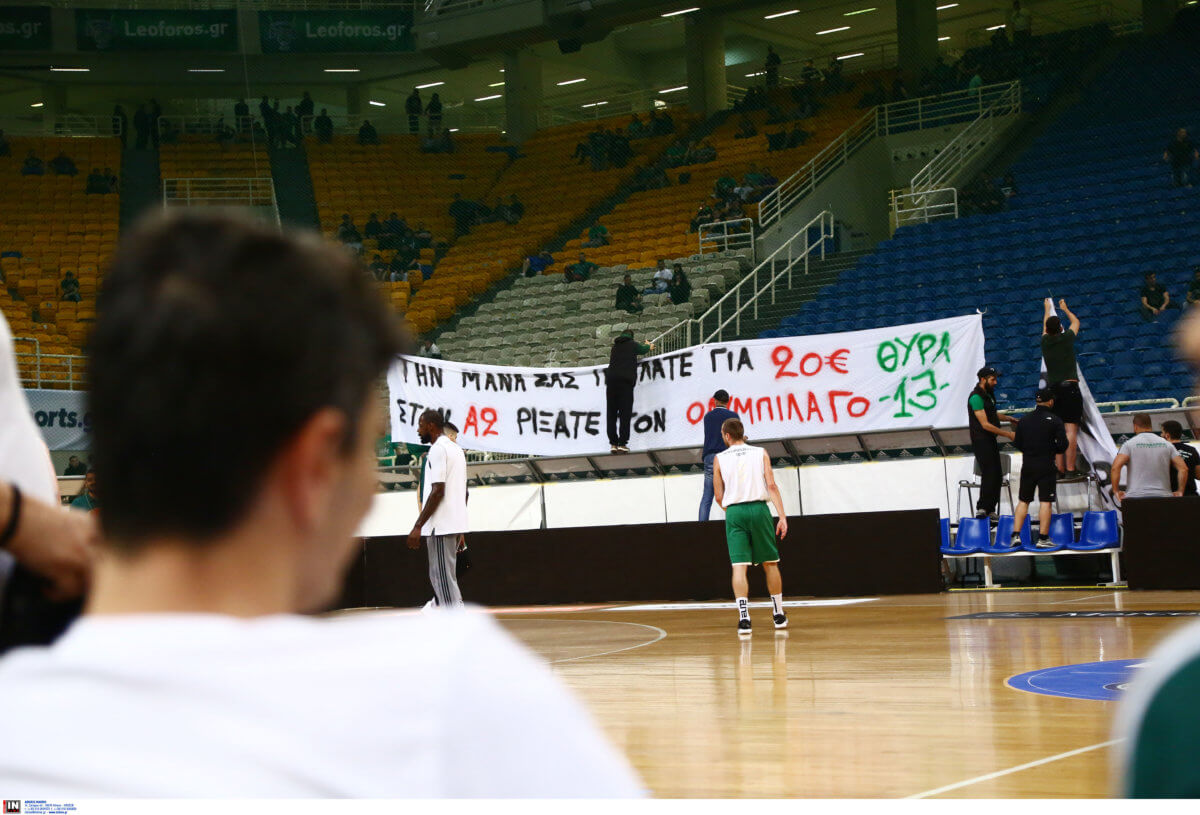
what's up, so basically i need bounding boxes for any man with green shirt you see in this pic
[582,223,610,248]
[967,366,1016,519]
[1041,298,1084,476]
[564,253,597,284]
[604,330,653,453]
[70,469,99,513]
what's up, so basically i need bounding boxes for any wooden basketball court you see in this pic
[487,589,1200,798]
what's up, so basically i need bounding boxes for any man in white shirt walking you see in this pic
[712,418,789,636]
[1111,413,1188,504]
[408,409,468,607]
[0,211,642,798]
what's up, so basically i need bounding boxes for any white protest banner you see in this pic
[388,314,986,456]
[24,388,91,450]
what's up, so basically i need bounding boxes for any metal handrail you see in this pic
[15,351,87,390]
[302,110,503,135]
[537,89,686,127]
[698,218,754,260]
[651,210,833,354]
[163,177,281,226]
[907,82,1022,195]
[757,81,1020,229]
[1095,398,1181,413]
[0,115,121,138]
[157,115,259,137]
[890,187,959,228]
[1183,396,1199,409]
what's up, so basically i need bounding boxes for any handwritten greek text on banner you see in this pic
[388,315,986,456]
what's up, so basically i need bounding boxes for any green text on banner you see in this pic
[387,315,987,457]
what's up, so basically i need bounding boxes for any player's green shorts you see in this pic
[724,501,780,565]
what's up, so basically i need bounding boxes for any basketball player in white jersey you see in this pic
[712,418,789,635]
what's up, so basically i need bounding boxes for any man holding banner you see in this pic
[604,330,653,453]
[968,366,1016,519]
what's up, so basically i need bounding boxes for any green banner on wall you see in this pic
[76,9,239,52]
[259,10,414,53]
[0,6,52,51]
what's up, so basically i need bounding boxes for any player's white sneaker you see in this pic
[773,613,788,629]
[737,619,752,636]
[421,599,437,614]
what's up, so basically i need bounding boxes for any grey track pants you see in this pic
[426,534,463,607]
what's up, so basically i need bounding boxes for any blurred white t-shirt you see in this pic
[0,609,644,798]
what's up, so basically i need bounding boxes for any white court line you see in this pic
[906,738,1124,799]
[610,598,879,612]
[1050,592,1120,604]
[510,619,668,664]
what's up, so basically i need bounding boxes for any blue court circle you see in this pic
[1006,659,1145,701]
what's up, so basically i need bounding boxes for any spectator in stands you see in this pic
[214,117,236,149]
[159,119,181,146]
[765,46,782,88]
[336,214,363,253]
[20,150,44,176]
[650,108,675,136]
[1041,299,1084,476]
[700,390,739,521]
[645,259,673,295]
[572,138,590,165]
[668,265,692,306]
[1187,267,1200,309]
[605,329,654,453]
[1139,272,1179,321]
[765,100,788,125]
[628,113,648,140]
[615,275,642,315]
[232,99,249,134]
[664,141,688,168]
[521,249,554,278]
[406,89,422,134]
[133,103,150,150]
[283,107,302,148]
[449,193,476,236]
[1164,128,1197,188]
[296,92,314,132]
[767,128,788,153]
[734,115,758,140]
[1000,173,1019,198]
[691,202,715,233]
[60,271,81,303]
[825,57,847,94]
[692,140,717,164]
[426,93,443,135]
[787,123,811,149]
[357,120,380,146]
[70,469,99,512]
[85,168,108,194]
[381,212,406,247]
[609,128,634,169]
[0,129,9,157]
[419,339,442,359]
[414,223,433,249]
[1007,0,1033,47]
[801,59,824,86]
[147,99,162,149]
[258,96,276,147]
[113,105,128,149]
[633,164,670,191]
[564,253,597,284]
[363,213,383,241]
[101,167,118,195]
[388,252,410,282]
[1112,413,1187,504]
[1162,420,1199,496]
[64,456,87,477]
[583,223,610,248]
[368,254,388,281]
[968,365,1016,520]
[587,126,610,171]
[314,109,333,144]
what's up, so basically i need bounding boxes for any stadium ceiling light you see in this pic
[30,102,43,107]
[746,71,766,77]
[764,9,799,19]
[323,68,360,73]
[661,7,700,17]
[415,81,444,89]
[556,77,587,85]
[938,35,951,41]
[658,85,688,93]
[816,26,850,35]
[449,128,460,132]
[187,68,224,73]
[50,67,89,72]
[581,101,608,108]
[488,81,505,87]
[836,52,865,60]
[844,7,877,15]
[985,23,1005,30]
[936,3,958,9]
[369,100,386,107]
[475,94,502,101]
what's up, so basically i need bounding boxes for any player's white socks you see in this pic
[736,597,750,621]
[771,594,784,615]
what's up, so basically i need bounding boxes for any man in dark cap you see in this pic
[604,330,653,453]
[967,366,1016,519]
[699,389,739,520]
[1008,388,1069,549]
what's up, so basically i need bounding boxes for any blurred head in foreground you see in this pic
[88,210,404,612]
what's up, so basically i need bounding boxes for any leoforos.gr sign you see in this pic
[0,7,51,51]
[76,9,238,52]
[387,315,986,457]
[259,11,414,53]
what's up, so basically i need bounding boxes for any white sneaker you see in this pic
[421,599,437,614]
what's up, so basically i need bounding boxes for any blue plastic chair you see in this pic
[939,517,951,551]
[988,515,1029,553]
[1026,512,1075,553]
[1070,510,1121,551]
[944,517,989,555]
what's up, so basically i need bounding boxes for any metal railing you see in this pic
[758,81,1021,229]
[158,115,258,138]
[163,177,280,224]
[698,218,755,259]
[302,109,503,135]
[14,338,88,390]
[0,115,121,138]
[1184,396,1200,409]
[651,210,834,354]
[538,89,686,127]
[890,187,959,228]
[1095,398,1181,413]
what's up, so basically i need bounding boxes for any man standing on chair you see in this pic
[407,409,469,607]
[604,329,653,453]
[1009,388,1069,550]
[1042,298,1084,477]
[699,389,738,521]
[968,366,1016,520]
[713,418,788,636]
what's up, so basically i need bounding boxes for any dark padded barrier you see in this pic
[337,509,942,609]
[1123,496,1200,590]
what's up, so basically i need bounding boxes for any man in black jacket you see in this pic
[406,89,422,134]
[968,366,1016,519]
[604,330,654,453]
[1008,388,1069,549]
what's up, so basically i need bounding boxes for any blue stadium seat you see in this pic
[943,517,989,555]
[939,517,950,551]
[991,515,1030,552]
[1024,512,1073,552]
[1070,510,1120,551]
